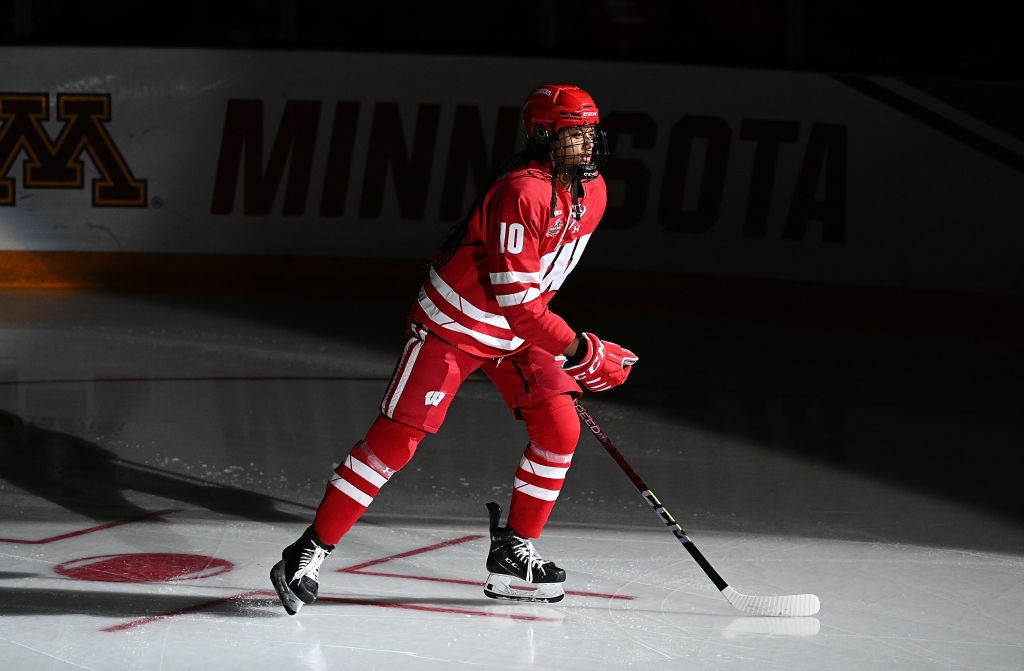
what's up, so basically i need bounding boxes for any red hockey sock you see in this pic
[312,416,425,544]
[507,394,580,538]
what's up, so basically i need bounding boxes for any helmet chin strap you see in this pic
[548,163,588,221]
[545,132,598,219]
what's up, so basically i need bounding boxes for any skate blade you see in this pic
[269,561,303,615]
[483,574,565,603]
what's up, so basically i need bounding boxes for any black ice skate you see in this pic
[483,501,566,603]
[269,525,334,615]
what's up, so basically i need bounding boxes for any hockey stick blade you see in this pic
[722,586,820,617]
[574,399,820,617]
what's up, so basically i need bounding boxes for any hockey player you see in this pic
[271,84,637,614]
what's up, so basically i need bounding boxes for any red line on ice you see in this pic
[103,533,634,632]
[348,569,632,600]
[102,590,265,632]
[340,534,633,600]
[0,509,180,544]
[339,534,484,571]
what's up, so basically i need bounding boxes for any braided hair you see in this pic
[434,136,551,268]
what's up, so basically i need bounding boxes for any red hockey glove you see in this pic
[561,332,638,392]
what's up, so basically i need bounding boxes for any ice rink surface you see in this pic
[1,289,1022,670]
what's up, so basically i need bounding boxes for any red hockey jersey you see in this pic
[409,160,607,358]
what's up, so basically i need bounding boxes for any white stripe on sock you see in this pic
[345,454,389,488]
[330,477,373,507]
[519,456,569,480]
[513,477,560,501]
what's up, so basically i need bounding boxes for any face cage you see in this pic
[548,125,609,182]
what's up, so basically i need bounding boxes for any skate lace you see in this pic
[511,537,547,583]
[290,545,328,585]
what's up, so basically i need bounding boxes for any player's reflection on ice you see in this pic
[721,616,821,638]
[278,602,556,668]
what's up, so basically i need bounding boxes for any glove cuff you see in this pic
[562,333,588,368]
[562,332,603,375]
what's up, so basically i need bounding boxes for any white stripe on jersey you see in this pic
[494,287,542,307]
[428,267,511,328]
[417,290,525,351]
[538,233,591,293]
[489,270,542,285]
[513,477,561,501]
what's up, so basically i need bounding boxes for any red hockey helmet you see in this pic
[523,84,608,182]
[522,85,600,144]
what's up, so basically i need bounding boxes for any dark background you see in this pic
[3,0,1022,82]
[2,1,1021,529]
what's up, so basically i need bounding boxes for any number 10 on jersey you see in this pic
[498,222,525,254]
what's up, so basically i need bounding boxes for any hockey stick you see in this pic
[574,399,820,617]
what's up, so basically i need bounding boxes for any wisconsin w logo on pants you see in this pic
[0,93,147,207]
[424,391,446,407]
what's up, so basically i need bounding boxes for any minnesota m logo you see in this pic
[0,93,147,206]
